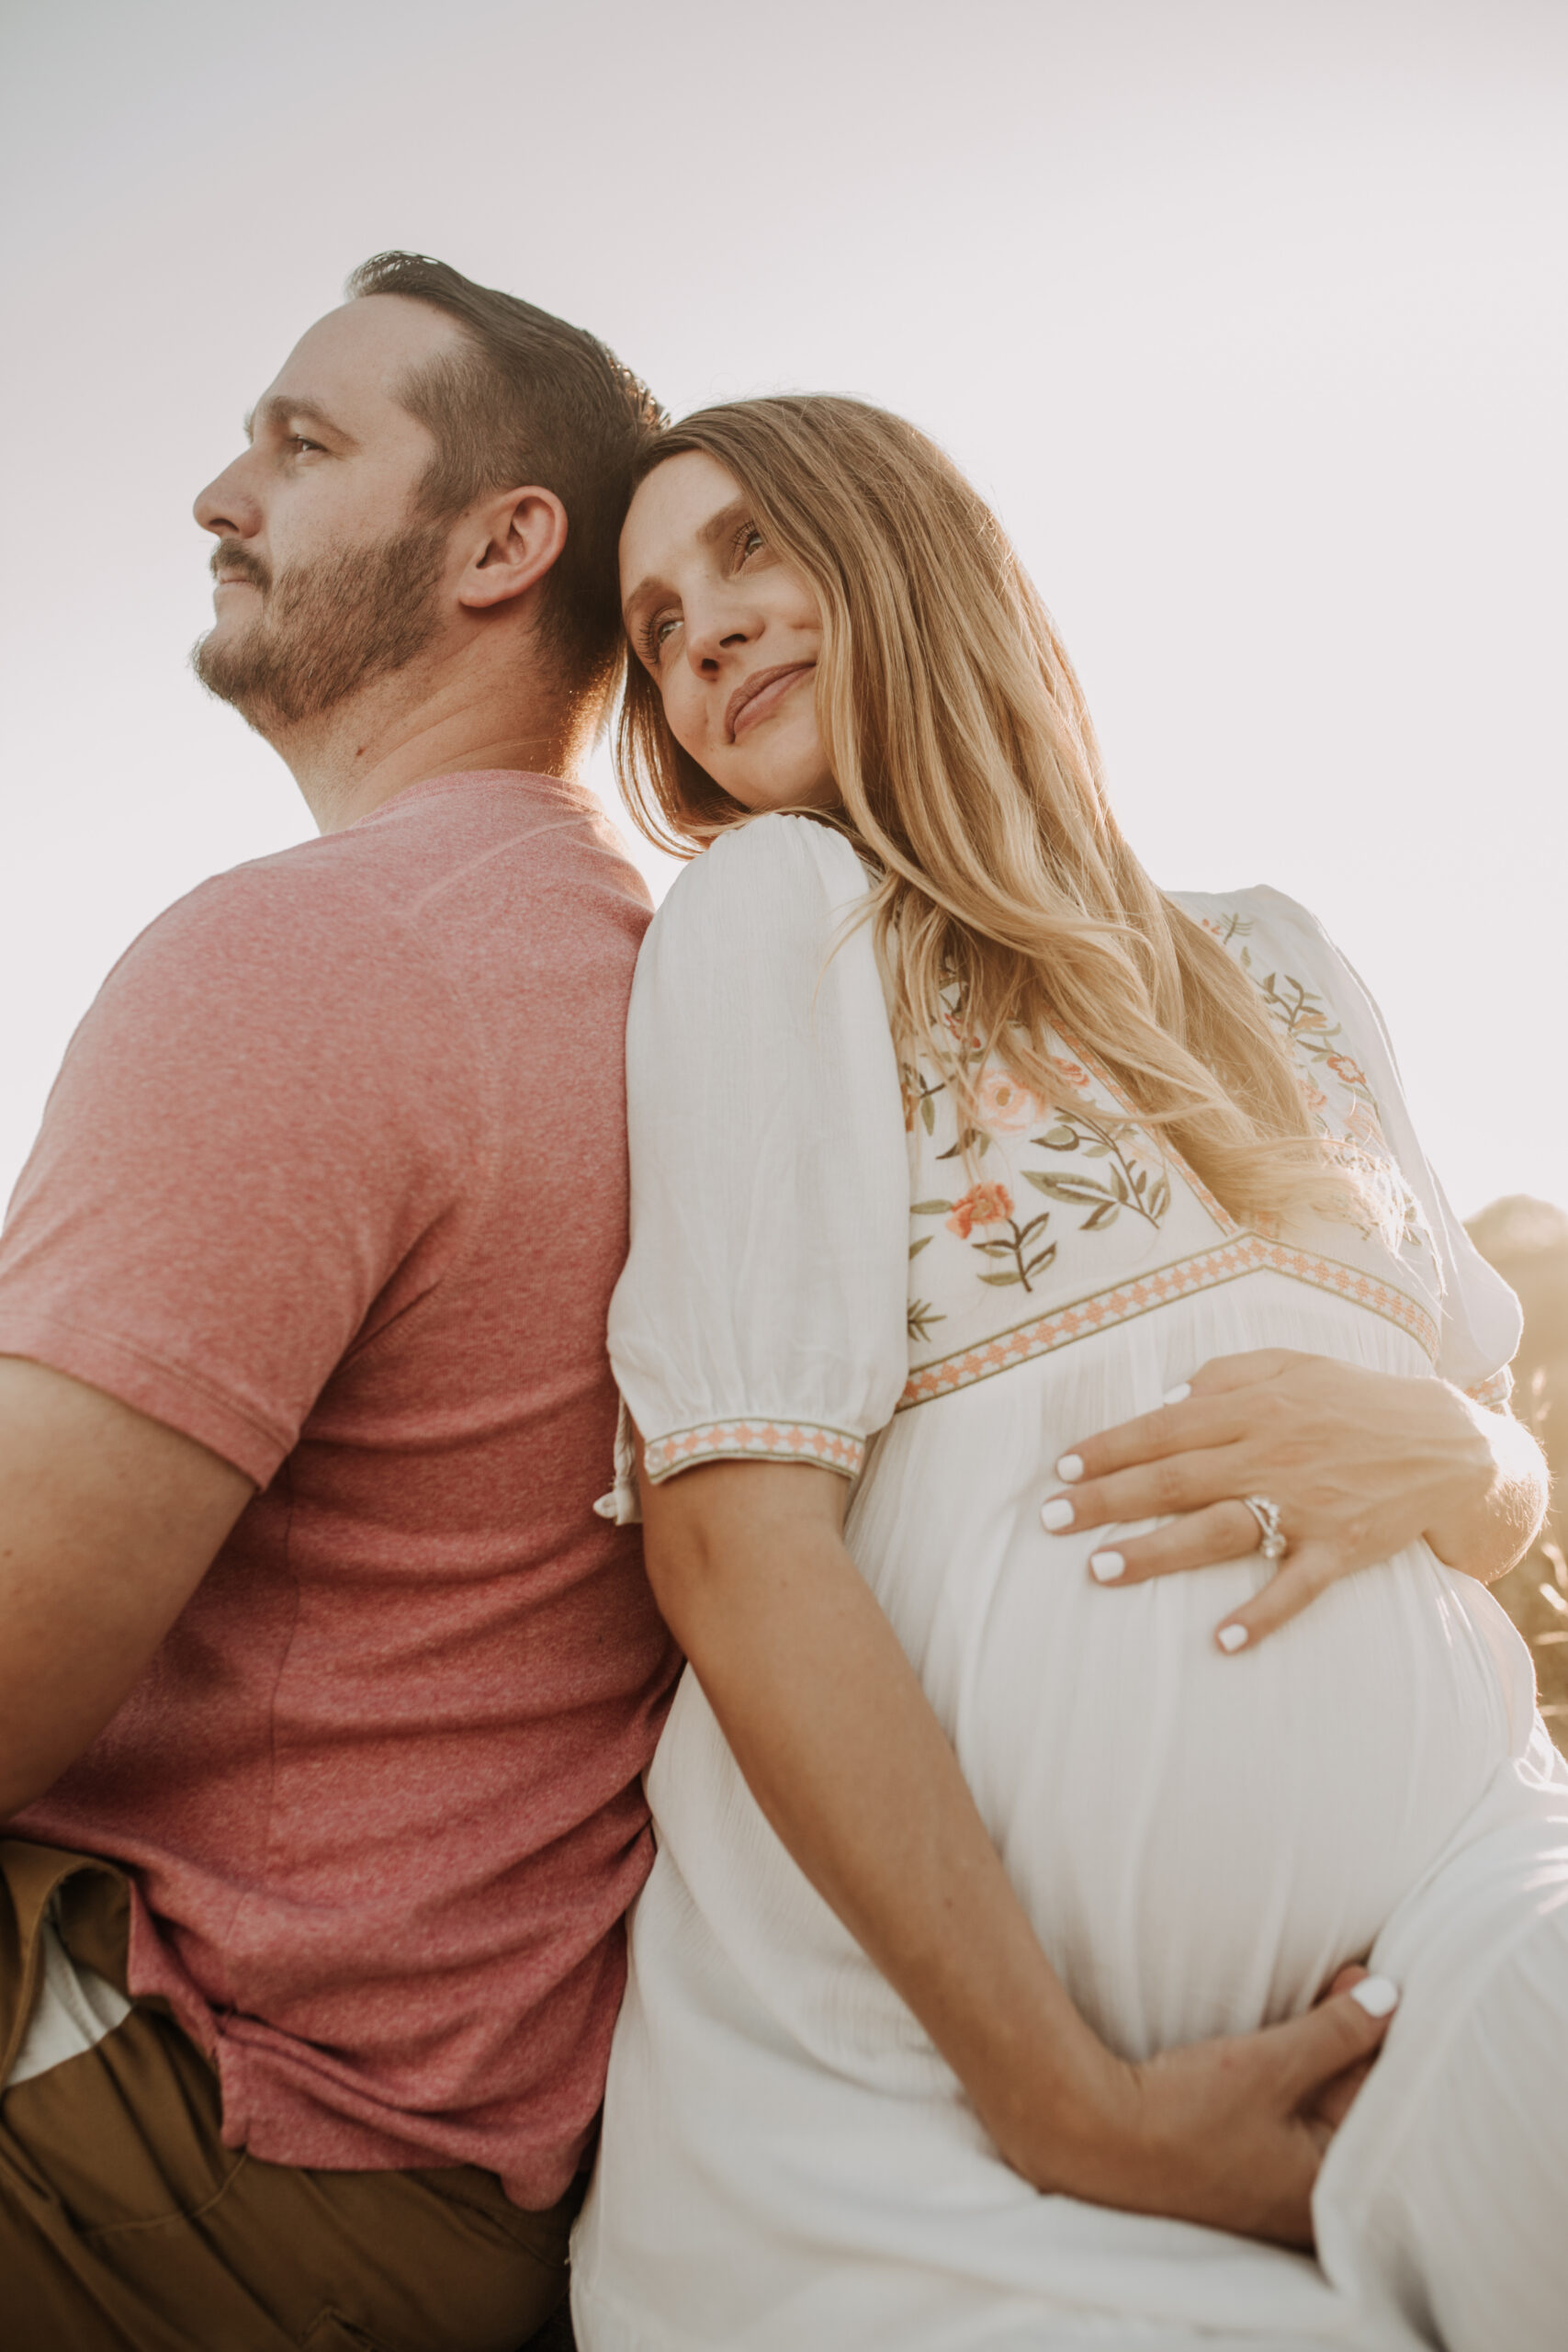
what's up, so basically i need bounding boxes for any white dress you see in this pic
[574,816,1568,2352]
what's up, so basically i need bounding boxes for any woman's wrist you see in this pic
[1420,1383,1544,1577]
[983,2018,1142,2196]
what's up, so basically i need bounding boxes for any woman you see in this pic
[575,398,1565,2350]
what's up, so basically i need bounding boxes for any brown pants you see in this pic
[0,1841,580,2352]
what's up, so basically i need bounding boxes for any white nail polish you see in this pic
[1349,1975,1400,2018]
[1216,1623,1248,1653]
[1041,1497,1076,1532]
[1056,1453,1085,1483]
[1089,1551,1124,1583]
[1162,1382,1190,1406]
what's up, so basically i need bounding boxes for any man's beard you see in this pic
[191,521,449,734]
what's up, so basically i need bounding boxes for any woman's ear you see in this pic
[457,487,570,611]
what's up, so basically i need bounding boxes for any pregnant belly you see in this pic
[935,1521,1511,2062]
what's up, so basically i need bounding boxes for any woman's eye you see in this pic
[643,613,680,662]
[739,526,764,561]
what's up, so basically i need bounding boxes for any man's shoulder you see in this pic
[112,835,406,1009]
[126,772,644,980]
[356,770,653,924]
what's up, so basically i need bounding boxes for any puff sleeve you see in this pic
[607,815,911,1492]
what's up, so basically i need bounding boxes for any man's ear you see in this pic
[457,487,569,612]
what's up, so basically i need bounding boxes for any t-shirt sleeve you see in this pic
[607,815,910,1488]
[1239,887,1522,1406]
[0,860,477,1483]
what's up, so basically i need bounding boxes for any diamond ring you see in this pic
[1241,1494,1289,1563]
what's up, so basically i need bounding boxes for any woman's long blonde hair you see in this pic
[619,394,1367,1230]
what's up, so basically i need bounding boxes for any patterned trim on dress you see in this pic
[898,1234,1439,1411]
[643,1419,866,1484]
[1464,1366,1514,1411]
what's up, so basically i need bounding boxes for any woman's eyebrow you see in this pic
[622,499,752,628]
[621,570,668,628]
[696,497,750,550]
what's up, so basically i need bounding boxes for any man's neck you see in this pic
[275,659,595,835]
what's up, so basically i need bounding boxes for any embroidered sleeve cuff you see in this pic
[1464,1366,1514,1411]
[643,1419,866,1485]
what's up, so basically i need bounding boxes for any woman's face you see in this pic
[619,450,838,814]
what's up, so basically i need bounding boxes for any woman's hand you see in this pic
[1040,1349,1548,1650]
[1062,1971,1398,2248]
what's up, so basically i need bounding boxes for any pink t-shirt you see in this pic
[0,771,680,2208]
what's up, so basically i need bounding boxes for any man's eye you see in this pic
[288,435,323,456]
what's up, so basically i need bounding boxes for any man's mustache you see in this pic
[209,539,271,593]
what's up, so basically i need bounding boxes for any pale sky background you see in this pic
[0,0,1563,1217]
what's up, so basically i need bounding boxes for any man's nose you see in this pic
[193,456,260,540]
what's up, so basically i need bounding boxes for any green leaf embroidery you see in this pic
[1027,1172,1111,1205]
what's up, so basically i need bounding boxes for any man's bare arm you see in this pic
[0,1356,253,1818]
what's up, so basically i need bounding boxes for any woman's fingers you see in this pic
[1044,1443,1242,1535]
[1269,1979,1399,2110]
[1212,1543,1344,1651]
[1051,1396,1229,1488]
[1180,1349,1303,1397]
[1084,1500,1262,1586]
[1303,1965,1377,2132]
[1052,1351,1303,1487]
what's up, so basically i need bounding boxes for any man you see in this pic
[0,253,679,2349]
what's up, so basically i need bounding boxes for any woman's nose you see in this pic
[684,602,753,673]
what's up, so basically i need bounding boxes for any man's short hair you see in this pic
[347,251,664,703]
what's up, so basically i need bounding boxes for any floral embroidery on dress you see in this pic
[974,1070,1043,1135]
[1023,1107,1172,1232]
[912,1181,1056,1295]
[1203,909,1436,1267]
[901,988,1173,1271]
[1203,915,1385,1138]
[892,913,1445,1406]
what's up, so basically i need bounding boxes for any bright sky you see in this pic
[1,0,1563,1217]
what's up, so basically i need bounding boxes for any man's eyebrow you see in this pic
[243,394,357,447]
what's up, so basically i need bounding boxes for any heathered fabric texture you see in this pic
[0,771,680,2208]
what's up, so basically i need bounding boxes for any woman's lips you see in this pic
[727,662,814,741]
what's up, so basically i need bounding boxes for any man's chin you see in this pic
[189,628,290,736]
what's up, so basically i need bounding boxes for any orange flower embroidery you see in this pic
[1326,1051,1368,1087]
[947,1182,1014,1238]
[975,1069,1043,1135]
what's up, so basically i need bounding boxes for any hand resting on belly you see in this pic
[1039,1347,1548,1648]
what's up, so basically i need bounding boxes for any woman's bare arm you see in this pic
[642,1453,1394,2245]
